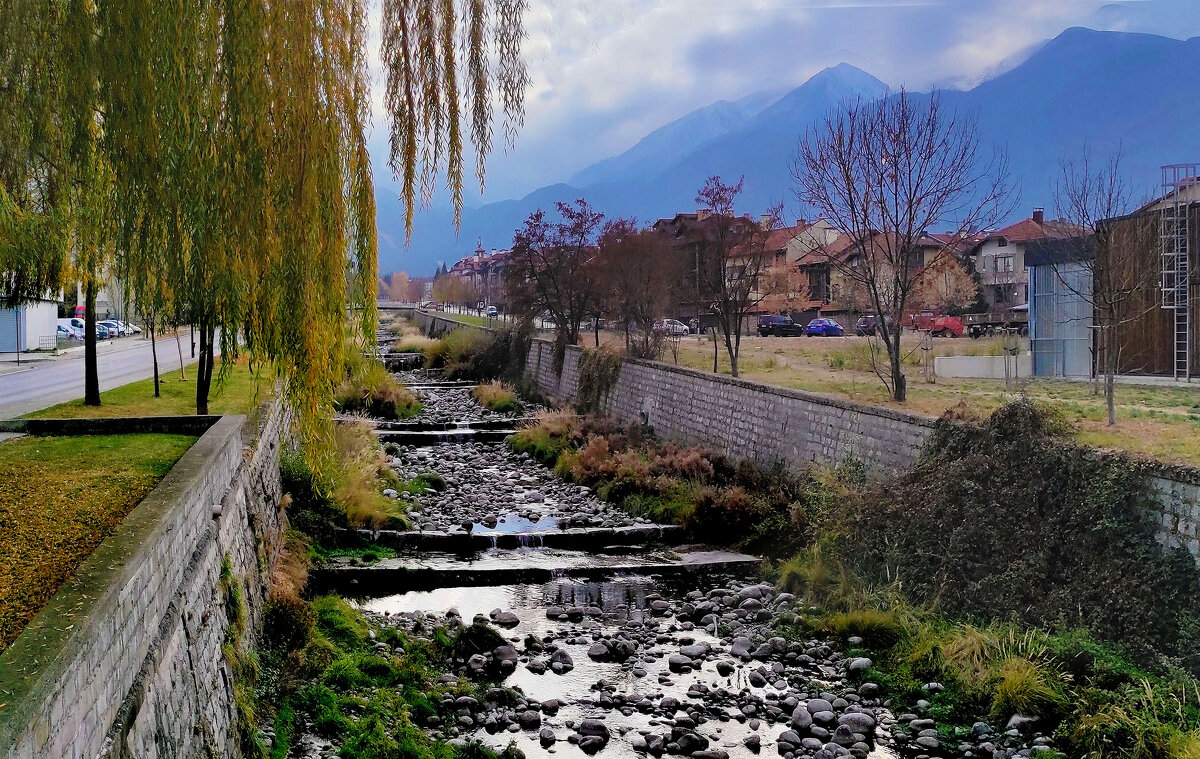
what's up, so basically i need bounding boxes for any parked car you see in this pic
[653,318,690,337]
[805,318,845,337]
[907,311,964,338]
[57,325,71,341]
[854,314,894,337]
[757,314,804,337]
[99,320,126,337]
[486,305,498,317]
[96,324,110,339]
[57,318,85,339]
[119,320,142,334]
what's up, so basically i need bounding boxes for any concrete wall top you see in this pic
[0,415,245,756]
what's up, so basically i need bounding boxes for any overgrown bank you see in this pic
[506,400,1200,757]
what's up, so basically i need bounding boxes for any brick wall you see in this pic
[0,399,290,759]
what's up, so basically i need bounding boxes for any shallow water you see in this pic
[365,577,899,759]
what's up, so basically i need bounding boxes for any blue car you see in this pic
[805,318,845,337]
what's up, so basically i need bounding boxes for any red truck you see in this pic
[906,311,964,337]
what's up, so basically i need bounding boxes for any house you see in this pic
[970,208,1079,308]
[0,296,59,352]
[446,242,512,306]
[652,209,762,322]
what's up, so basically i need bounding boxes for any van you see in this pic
[57,318,85,339]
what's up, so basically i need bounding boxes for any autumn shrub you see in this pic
[391,334,439,353]
[330,422,411,532]
[509,412,843,554]
[282,423,410,548]
[423,328,489,377]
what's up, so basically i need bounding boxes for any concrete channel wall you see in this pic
[0,400,291,759]
[407,308,1200,568]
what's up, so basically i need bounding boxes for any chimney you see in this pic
[760,214,773,230]
[1032,207,1044,225]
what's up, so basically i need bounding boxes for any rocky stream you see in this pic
[298,375,1061,759]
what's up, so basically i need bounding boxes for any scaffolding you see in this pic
[1161,164,1198,380]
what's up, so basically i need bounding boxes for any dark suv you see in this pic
[757,315,804,337]
[854,314,894,337]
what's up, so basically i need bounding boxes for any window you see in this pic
[996,255,1014,273]
[775,251,786,266]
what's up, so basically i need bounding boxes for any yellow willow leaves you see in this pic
[382,0,528,231]
[2,0,527,462]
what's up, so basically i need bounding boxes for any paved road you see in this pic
[0,334,203,418]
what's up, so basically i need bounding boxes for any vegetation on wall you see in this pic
[845,399,1200,669]
[574,348,622,415]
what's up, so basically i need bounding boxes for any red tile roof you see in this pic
[987,217,1081,244]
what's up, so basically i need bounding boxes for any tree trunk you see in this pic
[711,327,718,373]
[84,281,100,406]
[594,318,599,347]
[190,324,195,358]
[1104,324,1117,426]
[149,320,160,398]
[176,329,186,380]
[196,317,211,415]
[890,336,906,402]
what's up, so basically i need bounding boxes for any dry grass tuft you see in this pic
[471,381,521,413]
[269,529,312,600]
[330,422,410,531]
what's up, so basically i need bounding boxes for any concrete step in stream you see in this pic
[309,546,759,595]
[343,523,686,552]
[376,428,518,445]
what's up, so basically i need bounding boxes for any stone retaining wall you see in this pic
[525,339,936,473]
[523,339,1200,564]
[0,399,291,759]
[401,312,1200,567]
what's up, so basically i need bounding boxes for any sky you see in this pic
[366,0,1200,206]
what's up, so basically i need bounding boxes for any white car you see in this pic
[653,318,690,337]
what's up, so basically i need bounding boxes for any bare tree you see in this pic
[1050,148,1158,426]
[506,199,605,359]
[792,90,1012,401]
[694,175,784,378]
[596,218,685,359]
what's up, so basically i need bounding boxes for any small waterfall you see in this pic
[488,534,498,549]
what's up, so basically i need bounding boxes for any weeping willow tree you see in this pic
[3,0,527,448]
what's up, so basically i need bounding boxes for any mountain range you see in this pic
[378,27,1200,275]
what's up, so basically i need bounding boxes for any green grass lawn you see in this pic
[29,357,271,419]
[437,311,491,327]
[0,433,197,654]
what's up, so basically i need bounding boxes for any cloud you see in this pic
[369,0,1200,205]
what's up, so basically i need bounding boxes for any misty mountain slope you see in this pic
[380,28,1200,274]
